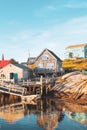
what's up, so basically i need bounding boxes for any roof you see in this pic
[66,44,87,49]
[0,54,11,68]
[14,64,30,71]
[48,49,62,61]
[0,60,11,68]
[27,57,36,64]
[36,48,62,61]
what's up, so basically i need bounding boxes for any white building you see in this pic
[0,63,32,82]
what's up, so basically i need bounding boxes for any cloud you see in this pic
[62,16,87,36]
[34,3,60,18]
[65,1,87,8]
[8,20,19,25]
[45,5,56,10]
[1,16,87,62]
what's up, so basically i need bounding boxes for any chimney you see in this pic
[2,54,4,61]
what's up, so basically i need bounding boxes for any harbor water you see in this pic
[0,98,87,130]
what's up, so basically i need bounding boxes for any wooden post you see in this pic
[40,75,43,96]
[23,80,24,85]
[40,100,43,119]
[27,80,29,86]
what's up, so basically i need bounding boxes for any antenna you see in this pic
[28,49,30,65]
[28,49,30,80]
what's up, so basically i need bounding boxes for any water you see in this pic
[0,98,87,130]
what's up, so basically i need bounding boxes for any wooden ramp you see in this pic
[0,84,40,103]
[0,84,26,97]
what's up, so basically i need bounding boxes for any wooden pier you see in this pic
[0,85,26,96]
[0,76,56,103]
[0,83,40,103]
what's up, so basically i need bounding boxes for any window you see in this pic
[41,54,49,60]
[38,63,43,68]
[69,52,73,58]
[46,63,54,69]
[0,74,6,79]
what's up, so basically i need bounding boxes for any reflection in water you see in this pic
[0,99,65,129]
[36,99,64,130]
[0,96,87,130]
[0,103,24,123]
[66,112,87,125]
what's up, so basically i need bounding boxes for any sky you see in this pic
[0,0,87,62]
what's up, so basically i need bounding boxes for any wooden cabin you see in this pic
[34,48,62,76]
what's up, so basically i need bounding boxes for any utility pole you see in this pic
[28,49,30,80]
[27,49,30,66]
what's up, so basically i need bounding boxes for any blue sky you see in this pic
[0,0,87,62]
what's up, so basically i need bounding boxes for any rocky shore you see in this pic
[48,71,87,105]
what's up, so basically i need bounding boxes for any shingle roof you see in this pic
[36,48,62,61]
[47,49,62,61]
[14,64,30,71]
[66,44,87,49]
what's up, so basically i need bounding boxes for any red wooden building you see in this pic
[0,54,11,68]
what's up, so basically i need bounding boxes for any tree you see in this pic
[10,58,19,64]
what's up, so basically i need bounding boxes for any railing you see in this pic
[17,76,57,86]
[0,84,27,96]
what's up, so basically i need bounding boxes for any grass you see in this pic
[62,58,87,71]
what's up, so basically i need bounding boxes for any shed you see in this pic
[0,63,32,82]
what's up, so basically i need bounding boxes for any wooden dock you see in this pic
[0,84,26,96]
[0,83,40,103]
[0,76,56,103]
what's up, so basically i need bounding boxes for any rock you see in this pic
[48,71,87,104]
[62,71,81,80]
